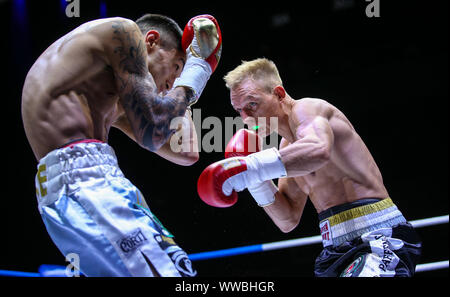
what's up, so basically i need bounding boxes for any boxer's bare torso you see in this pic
[280,98,388,213]
[22,19,127,160]
[22,17,190,162]
[230,78,389,223]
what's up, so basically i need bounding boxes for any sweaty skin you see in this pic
[231,79,389,232]
[22,17,198,165]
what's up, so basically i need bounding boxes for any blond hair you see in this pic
[223,58,283,93]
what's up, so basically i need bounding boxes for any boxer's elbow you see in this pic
[276,211,301,233]
[141,131,165,152]
[188,151,200,165]
[140,125,175,152]
[268,191,302,233]
[278,218,300,233]
[177,151,199,166]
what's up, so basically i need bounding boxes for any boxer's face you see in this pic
[147,47,185,95]
[230,78,281,136]
[145,31,186,95]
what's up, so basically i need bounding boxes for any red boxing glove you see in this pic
[197,129,260,208]
[181,14,222,73]
[197,129,287,208]
[225,129,278,208]
[197,158,247,208]
[225,128,262,158]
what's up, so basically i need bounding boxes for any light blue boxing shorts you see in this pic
[35,139,196,277]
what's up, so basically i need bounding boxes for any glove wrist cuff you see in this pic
[248,148,287,183]
[248,180,278,207]
[173,54,212,104]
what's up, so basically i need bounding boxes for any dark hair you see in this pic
[135,14,183,52]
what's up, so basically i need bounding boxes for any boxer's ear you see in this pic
[273,86,286,101]
[145,30,160,50]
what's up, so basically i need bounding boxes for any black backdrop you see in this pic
[2,0,448,278]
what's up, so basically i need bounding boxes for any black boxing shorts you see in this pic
[314,198,422,277]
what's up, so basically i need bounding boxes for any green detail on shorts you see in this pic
[136,204,174,238]
[340,254,366,277]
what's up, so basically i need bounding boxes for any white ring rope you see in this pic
[415,260,449,273]
[190,215,449,259]
[188,215,449,274]
[0,215,447,276]
[409,215,449,228]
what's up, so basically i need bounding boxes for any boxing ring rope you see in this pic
[415,260,449,273]
[188,215,449,261]
[0,215,448,277]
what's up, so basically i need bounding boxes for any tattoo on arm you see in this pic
[110,19,192,151]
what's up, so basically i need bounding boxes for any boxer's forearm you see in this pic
[279,115,334,177]
[279,139,331,177]
[155,109,199,166]
[121,85,193,152]
[263,191,303,233]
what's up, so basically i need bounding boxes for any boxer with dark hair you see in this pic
[22,14,222,276]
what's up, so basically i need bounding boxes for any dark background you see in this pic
[1,0,448,278]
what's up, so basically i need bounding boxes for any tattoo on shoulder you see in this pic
[109,20,190,151]
[111,20,147,90]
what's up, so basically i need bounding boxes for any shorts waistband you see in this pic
[319,198,407,248]
[318,198,383,221]
[60,138,104,149]
[36,141,122,211]
[37,141,119,182]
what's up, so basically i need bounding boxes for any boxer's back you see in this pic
[22,18,125,160]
